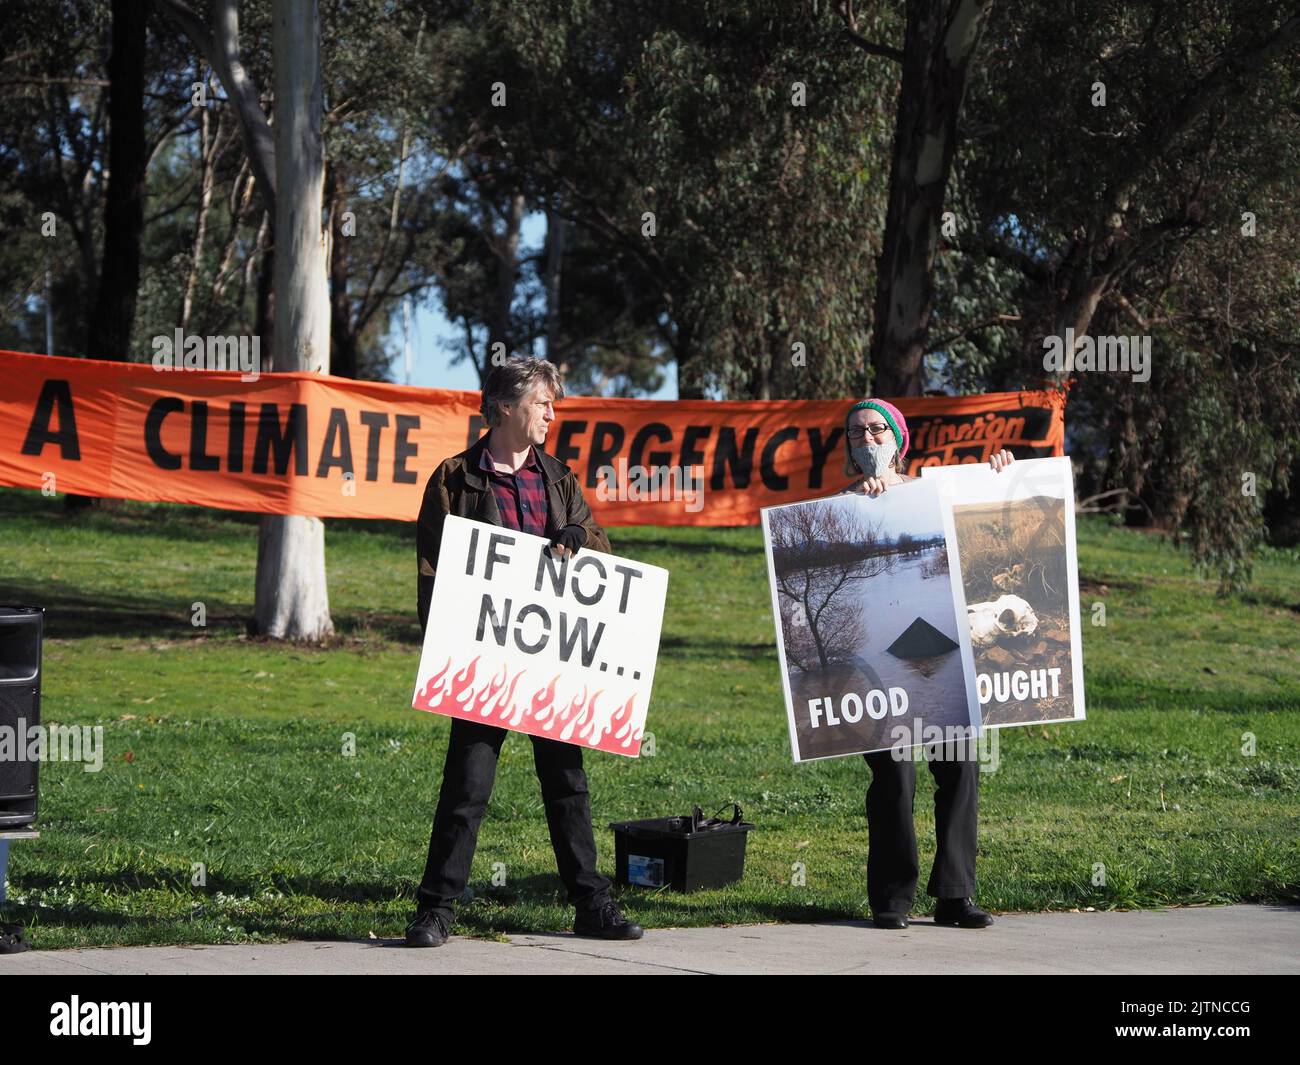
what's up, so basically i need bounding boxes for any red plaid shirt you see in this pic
[479,441,549,537]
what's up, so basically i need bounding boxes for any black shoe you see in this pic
[573,900,644,940]
[871,911,909,929]
[405,909,451,947]
[933,897,994,928]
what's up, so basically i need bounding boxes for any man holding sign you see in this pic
[406,356,645,947]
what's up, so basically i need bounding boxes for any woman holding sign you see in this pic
[842,398,1012,930]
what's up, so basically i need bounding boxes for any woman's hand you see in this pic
[989,449,1015,472]
[862,475,890,495]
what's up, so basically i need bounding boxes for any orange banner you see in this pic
[0,350,1064,525]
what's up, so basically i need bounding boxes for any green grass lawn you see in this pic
[0,487,1297,948]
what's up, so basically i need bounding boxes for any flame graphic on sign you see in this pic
[414,655,483,713]
[610,695,641,748]
[413,657,643,756]
[470,663,506,715]
[414,657,452,709]
[549,686,588,738]
[496,668,527,725]
[530,674,561,723]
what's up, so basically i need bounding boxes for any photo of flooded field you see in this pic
[763,484,978,761]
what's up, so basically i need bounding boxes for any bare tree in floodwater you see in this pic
[770,502,895,672]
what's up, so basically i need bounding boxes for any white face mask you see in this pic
[851,440,897,478]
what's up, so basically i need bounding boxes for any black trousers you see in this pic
[416,717,613,921]
[862,740,979,914]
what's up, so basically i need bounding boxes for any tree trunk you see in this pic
[674,318,704,399]
[253,0,333,642]
[1042,267,1112,386]
[489,191,525,356]
[157,0,277,217]
[71,0,149,512]
[87,0,149,361]
[327,162,358,378]
[868,0,991,397]
[544,201,566,362]
[181,70,218,331]
[254,213,274,367]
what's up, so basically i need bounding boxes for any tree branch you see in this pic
[155,0,277,215]
[836,0,904,62]
[956,229,1054,285]
[931,312,1021,350]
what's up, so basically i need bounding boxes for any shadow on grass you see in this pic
[0,490,414,550]
[0,581,235,639]
[1087,671,1300,715]
[0,580,422,644]
[0,489,262,540]
[1238,590,1300,614]
[611,536,761,557]
[659,635,775,658]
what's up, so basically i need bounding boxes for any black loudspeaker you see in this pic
[0,606,42,828]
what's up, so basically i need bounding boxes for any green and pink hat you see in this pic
[847,398,909,458]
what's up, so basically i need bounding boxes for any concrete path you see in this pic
[4,904,1297,975]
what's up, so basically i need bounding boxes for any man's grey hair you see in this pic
[480,356,565,427]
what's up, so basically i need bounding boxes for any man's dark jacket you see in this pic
[416,432,612,632]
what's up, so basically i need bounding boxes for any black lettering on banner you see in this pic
[680,425,710,472]
[393,414,419,483]
[189,400,221,471]
[252,403,308,476]
[358,410,388,481]
[711,426,758,489]
[1001,406,1050,439]
[555,420,585,468]
[21,379,81,460]
[586,422,625,486]
[316,407,354,477]
[227,401,246,472]
[909,406,1052,458]
[806,426,842,488]
[569,554,607,606]
[760,426,800,490]
[144,397,184,470]
[628,422,673,469]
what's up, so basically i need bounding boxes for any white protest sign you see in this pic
[412,515,668,757]
[761,481,983,762]
[923,456,1086,728]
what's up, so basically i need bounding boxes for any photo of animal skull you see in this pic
[967,594,1039,647]
[950,488,1075,725]
[992,564,1026,592]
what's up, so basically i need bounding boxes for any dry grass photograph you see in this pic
[952,496,1075,725]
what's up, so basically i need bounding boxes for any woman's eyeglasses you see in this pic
[846,423,891,442]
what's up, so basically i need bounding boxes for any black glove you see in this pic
[550,524,586,554]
